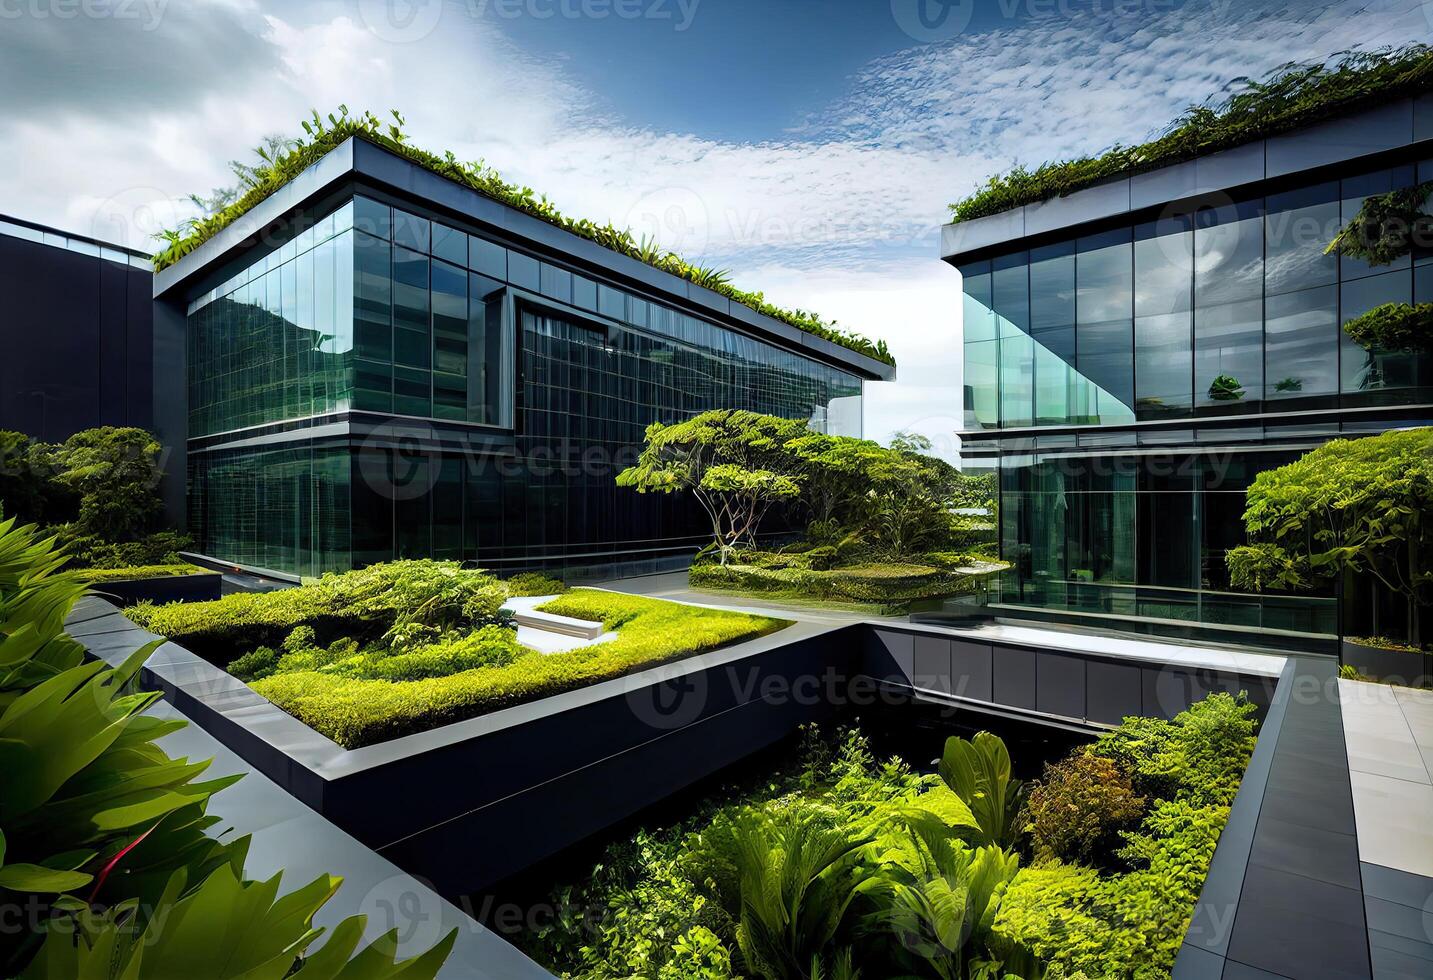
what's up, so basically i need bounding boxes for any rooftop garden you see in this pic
[618,411,1002,611]
[949,45,1433,225]
[515,693,1257,980]
[156,108,894,368]
[128,565,790,748]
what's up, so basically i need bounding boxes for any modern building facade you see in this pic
[945,98,1433,646]
[149,139,889,579]
[0,216,155,441]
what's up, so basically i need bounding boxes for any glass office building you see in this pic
[174,169,877,579]
[949,111,1433,644]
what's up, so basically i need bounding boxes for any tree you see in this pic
[617,410,807,565]
[784,432,893,530]
[1226,427,1433,645]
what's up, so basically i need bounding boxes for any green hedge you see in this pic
[72,562,210,583]
[950,46,1433,225]
[153,109,892,368]
[250,590,789,748]
[690,559,984,606]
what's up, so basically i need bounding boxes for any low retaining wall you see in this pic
[69,596,860,895]
[1342,638,1433,688]
[85,571,223,605]
[863,623,1282,730]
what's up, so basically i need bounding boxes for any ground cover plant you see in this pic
[619,412,1002,609]
[154,108,892,368]
[0,517,454,978]
[516,693,1256,980]
[130,568,789,748]
[71,562,211,583]
[0,426,189,571]
[949,46,1433,224]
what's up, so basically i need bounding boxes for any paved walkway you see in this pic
[1340,679,1433,878]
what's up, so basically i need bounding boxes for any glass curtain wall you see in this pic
[187,205,355,437]
[960,163,1433,430]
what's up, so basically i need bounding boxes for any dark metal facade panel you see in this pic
[0,233,154,441]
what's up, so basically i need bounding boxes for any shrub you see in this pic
[1024,753,1145,867]
[1326,182,1433,266]
[129,560,507,661]
[250,590,788,747]
[1093,693,1257,807]
[504,571,569,597]
[1341,301,1433,352]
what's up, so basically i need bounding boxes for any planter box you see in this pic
[83,572,223,606]
[1342,638,1433,687]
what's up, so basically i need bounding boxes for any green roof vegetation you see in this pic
[158,108,894,368]
[949,45,1433,226]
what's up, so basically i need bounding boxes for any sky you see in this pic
[2,0,1430,461]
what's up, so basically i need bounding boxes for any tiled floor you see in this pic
[1340,679,1433,878]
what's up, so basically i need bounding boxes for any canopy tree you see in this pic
[1226,427,1433,644]
[617,410,807,564]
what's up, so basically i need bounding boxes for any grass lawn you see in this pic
[249,589,790,748]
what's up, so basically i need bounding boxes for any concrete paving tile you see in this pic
[1350,771,1433,878]
[1345,730,1433,783]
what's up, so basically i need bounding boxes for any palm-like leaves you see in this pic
[0,520,454,978]
[937,734,1029,849]
[725,806,881,980]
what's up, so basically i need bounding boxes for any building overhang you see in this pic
[156,137,895,382]
[941,95,1433,267]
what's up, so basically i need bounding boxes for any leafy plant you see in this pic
[1273,376,1304,392]
[155,108,893,367]
[1341,301,1433,353]
[950,46,1433,224]
[718,805,881,980]
[1226,428,1433,644]
[503,571,568,597]
[936,733,1029,850]
[0,519,453,978]
[1024,754,1145,867]
[1326,180,1433,265]
[874,828,1035,980]
[1206,374,1245,401]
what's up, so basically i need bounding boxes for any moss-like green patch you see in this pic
[249,589,789,748]
[72,562,210,583]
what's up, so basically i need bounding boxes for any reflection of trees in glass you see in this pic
[1206,375,1245,401]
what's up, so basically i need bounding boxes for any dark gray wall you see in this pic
[0,232,154,441]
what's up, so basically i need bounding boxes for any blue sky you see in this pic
[2,0,1428,456]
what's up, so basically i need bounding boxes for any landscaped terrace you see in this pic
[127,562,790,748]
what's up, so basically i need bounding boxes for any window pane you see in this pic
[353,196,391,239]
[1195,299,1263,410]
[1265,182,1339,295]
[393,209,431,254]
[1265,285,1337,401]
[432,222,467,267]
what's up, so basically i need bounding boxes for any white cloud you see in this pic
[1,0,1429,460]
